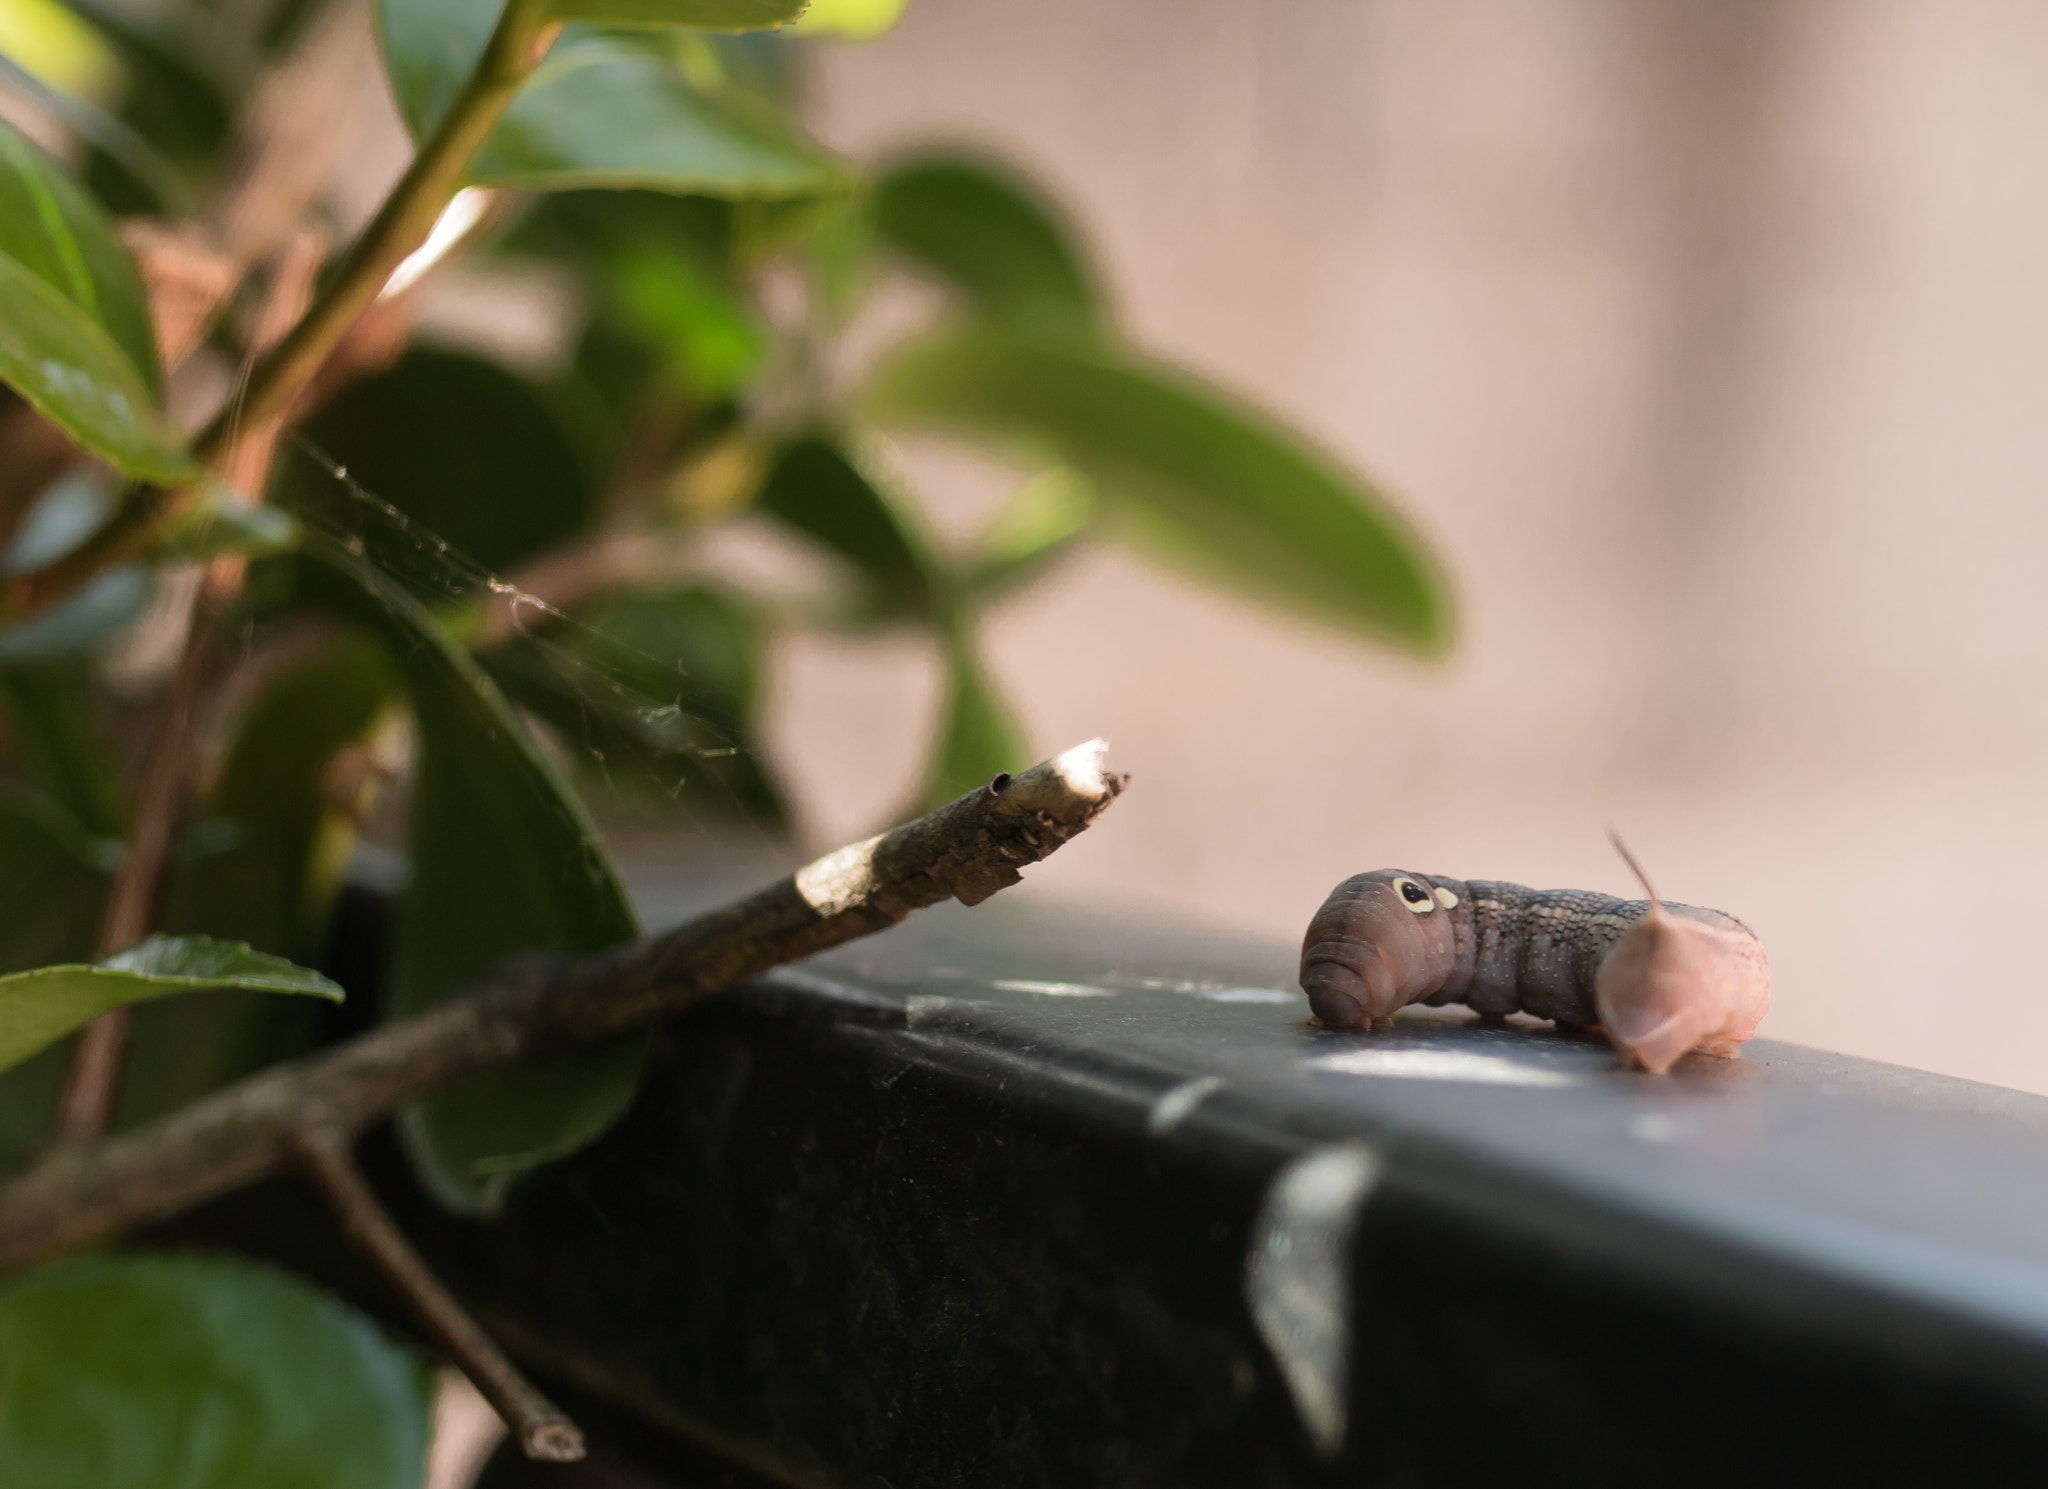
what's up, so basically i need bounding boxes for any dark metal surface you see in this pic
[392,890,2048,1486]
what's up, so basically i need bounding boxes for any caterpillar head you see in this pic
[1299,870,1464,1028]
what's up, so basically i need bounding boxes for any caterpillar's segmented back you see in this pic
[1299,870,1770,1073]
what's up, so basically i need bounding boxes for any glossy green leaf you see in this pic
[0,253,192,483]
[0,118,159,390]
[872,152,1099,331]
[0,934,341,1076]
[0,790,110,1170]
[377,0,841,198]
[919,629,1026,810]
[863,329,1451,650]
[301,535,645,1215]
[753,435,939,621]
[288,349,589,575]
[543,0,806,26]
[0,1254,432,1489]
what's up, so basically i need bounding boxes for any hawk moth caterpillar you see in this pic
[1298,841,1770,1073]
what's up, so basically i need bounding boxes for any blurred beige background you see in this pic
[766,0,2048,1094]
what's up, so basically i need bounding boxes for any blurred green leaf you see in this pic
[965,465,1094,598]
[126,641,394,1131]
[0,567,152,662]
[609,239,765,396]
[0,668,127,836]
[288,349,590,576]
[872,152,1099,331]
[377,1,842,198]
[863,329,1451,650]
[753,435,939,621]
[543,0,806,25]
[0,934,341,1076]
[485,582,786,824]
[302,534,645,1216]
[151,485,301,563]
[0,1254,432,1489]
[163,637,394,960]
[788,0,909,40]
[0,117,159,390]
[919,629,1026,810]
[0,51,190,214]
[0,788,109,972]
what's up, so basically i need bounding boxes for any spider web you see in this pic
[276,434,788,850]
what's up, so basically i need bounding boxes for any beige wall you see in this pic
[763,0,2048,1093]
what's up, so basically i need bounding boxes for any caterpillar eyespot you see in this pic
[1394,877,1435,912]
[1299,842,1770,1075]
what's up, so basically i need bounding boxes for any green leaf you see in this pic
[920,629,1025,811]
[0,935,341,1076]
[0,567,152,662]
[300,535,645,1216]
[0,124,191,482]
[872,152,1100,331]
[965,465,1094,598]
[0,668,128,836]
[151,483,302,563]
[0,791,110,1170]
[0,1254,432,1489]
[752,434,939,621]
[863,329,1451,651]
[0,253,193,484]
[287,349,589,575]
[162,636,394,960]
[787,0,909,40]
[608,239,765,397]
[0,117,159,390]
[0,788,110,973]
[484,581,786,824]
[377,2,841,198]
[543,0,807,26]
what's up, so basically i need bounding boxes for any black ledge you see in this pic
[341,885,2048,1489]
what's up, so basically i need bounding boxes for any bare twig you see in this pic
[55,230,328,1144]
[0,740,1125,1272]
[293,1124,584,1461]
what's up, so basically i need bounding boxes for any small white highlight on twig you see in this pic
[794,834,882,916]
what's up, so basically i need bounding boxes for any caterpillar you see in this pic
[1298,843,1769,1074]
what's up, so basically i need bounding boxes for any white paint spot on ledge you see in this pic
[991,979,1116,998]
[1192,986,1300,1005]
[1246,1144,1381,1457]
[1147,1075,1225,1134]
[1312,1048,1581,1088]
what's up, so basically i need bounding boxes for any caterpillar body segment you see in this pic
[1299,870,1770,1073]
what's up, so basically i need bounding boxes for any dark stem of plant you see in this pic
[293,1124,585,1462]
[54,230,324,1143]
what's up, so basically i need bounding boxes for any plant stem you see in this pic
[0,741,1124,1273]
[53,229,329,1144]
[7,0,560,615]
[294,1124,584,1462]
